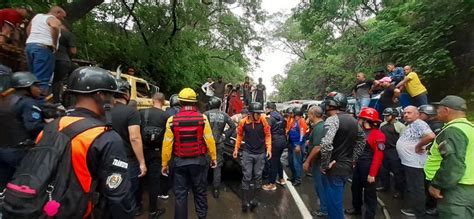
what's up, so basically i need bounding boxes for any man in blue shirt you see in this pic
[386,63,405,85]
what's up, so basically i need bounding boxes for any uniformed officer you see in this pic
[161,88,217,219]
[233,102,272,212]
[425,95,474,219]
[0,72,45,190]
[58,66,134,217]
[204,96,236,198]
[345,107,385,219]
[165,94,181,116]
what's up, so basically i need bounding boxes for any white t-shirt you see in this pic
[201,82,214,96]
[396,119,433,168]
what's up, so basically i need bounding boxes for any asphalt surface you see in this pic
[137,151,439,219]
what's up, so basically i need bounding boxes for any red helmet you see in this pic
[359,107,381,122]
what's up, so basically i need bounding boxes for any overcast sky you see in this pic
[247,0,300,94]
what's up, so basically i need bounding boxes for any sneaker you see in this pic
[393,192,402,199]
[310,210,328,217]
[149,209,166,219]
[292,180,301,186]
[400,208,416,217]
[157,194,169,200]
[262,184,277,191]
[213,189,220,198]
[344,208,362,215]
[376,186,389,192]
[425,208,438,216]
[276,179,286,186]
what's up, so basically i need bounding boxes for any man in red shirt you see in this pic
[0,8,28,43]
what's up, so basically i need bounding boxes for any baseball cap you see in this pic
[378,77,392,83]
[432,95,467,111]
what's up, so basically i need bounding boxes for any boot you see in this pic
[249,188,259,211]
[241,189,251,212]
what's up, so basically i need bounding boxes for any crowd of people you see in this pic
[0,5,473,219]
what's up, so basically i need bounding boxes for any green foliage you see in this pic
[274,0,474,101]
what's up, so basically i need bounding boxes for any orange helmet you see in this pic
[359,107,381,123]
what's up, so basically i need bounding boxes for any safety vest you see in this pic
[424,118,474,185]
[171,109,207,158]
[37,116,107,217]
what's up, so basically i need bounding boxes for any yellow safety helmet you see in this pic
[178,88,198,103]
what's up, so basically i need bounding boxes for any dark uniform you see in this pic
[204,106,235,195]
[266,110,287,184]
[0,72,44,190]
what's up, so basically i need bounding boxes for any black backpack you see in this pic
[2,117,104,219]
[141,109,164,148]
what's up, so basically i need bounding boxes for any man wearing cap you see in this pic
[161,88,217,219]
[425,95,474,218]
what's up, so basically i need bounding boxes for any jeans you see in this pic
[268,136,286,183]
[127,160,141,209]
[312,163,328,214]
[0,147,27,190]
[410,93,428,107]
[352,158,377,219]
[403,165,426,216]
[174,164,208,219]
[356,97,371,115]
[25,43,55,93]
[290,141,304,182]
[321,175,348,219]
[241,151,266,190]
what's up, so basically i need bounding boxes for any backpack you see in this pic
[141,109,164,148]
[2,117,104,218]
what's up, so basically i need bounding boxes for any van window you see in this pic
[136,81,150,98]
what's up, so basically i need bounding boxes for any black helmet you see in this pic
[241,109,249,115]
[0,74,11,93]
[248,102,264,113]
[208,96,222,110]
[266,102,276,110]
[324,92,347,110]
[418,105,437,115]
[67,67,120,94]
[293,107,303,116]
[11,72,39,88]
[116,78,131,94]
[382,107,398,116]
[169,94,179,107]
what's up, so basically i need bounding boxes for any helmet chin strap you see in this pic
[92,92,114,129]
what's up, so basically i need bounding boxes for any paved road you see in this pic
[138,154,438,219]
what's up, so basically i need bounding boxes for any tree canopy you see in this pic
[272,0,474,102]
[3,0,265,94]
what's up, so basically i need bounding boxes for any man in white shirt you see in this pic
[396,106,435,217]
[201,77,214,97]
[25,6,65,94]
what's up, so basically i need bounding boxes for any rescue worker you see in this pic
[166,94,180,116]
[425,95,474,218]
[233,102,272,212]
[345,107,385,219]
[263,102,287,190]
[161,88,217,219]
[418,104,444,216]
[320,92,366,219]
[48,66,133,217]
[204,96,236,198]
[287,107,308,186]
[111,78,146,215]
[419,104,444,136]
[378,108,406,199]
[0,72,45,190]
[160,93,180,200]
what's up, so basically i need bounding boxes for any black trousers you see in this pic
[268,136,286,183]
[403,165,426,217]
[425,180,437,210]
[352,158,377,219]
[52,60,71,104]
[138,150,161,212]
[378,148,405,192]
[174,164,208,219]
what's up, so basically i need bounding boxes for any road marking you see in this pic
[283,170,312,219]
